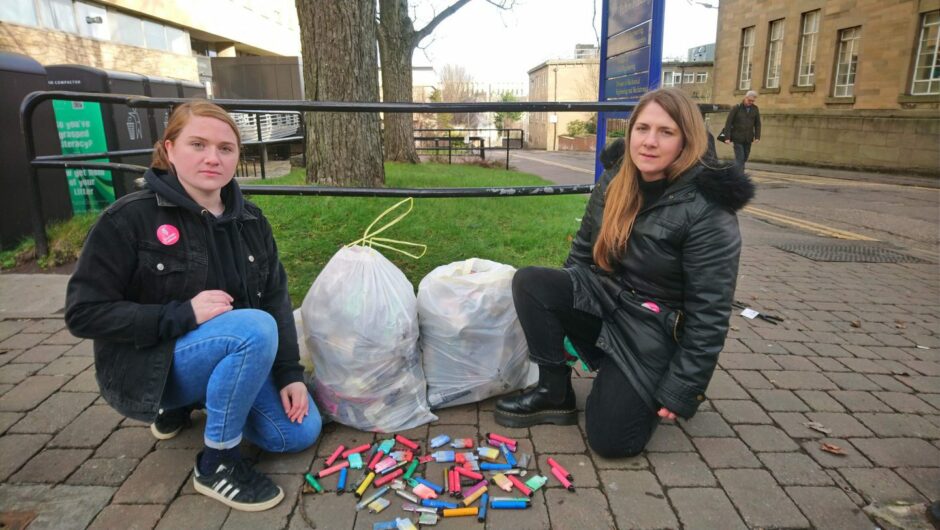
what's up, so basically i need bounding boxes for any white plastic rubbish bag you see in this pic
[301,245,437,432]
[417,258,534,409]
[294,309,313,374]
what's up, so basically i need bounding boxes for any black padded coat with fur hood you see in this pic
[565,139,755,418]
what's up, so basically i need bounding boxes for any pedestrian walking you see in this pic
[65,101,322,512]
[494,88,754,458]
[720,90,761,168]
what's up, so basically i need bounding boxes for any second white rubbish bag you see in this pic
[417,258,534,409]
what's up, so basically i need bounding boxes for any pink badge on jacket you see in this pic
[641,301,661,313]
[156,224,180,246]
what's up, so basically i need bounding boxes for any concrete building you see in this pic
[0,0,301,90]
[662,61,714,101]
[713,0,940,174]
[526,57,599,150]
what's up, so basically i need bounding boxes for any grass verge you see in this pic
[5,162,591,307]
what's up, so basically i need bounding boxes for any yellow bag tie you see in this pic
[345,197,427,259]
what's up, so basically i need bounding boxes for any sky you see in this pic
[411,0,719,89]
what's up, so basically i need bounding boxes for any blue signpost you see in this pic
[595,0,666,179]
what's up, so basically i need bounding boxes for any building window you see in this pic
[765,19,785,89]
[797,10,820,86]
[683,73,695,84]
[75,1,108,40]
[165,26,190,55]
[108,10,144,47]
[696,72,708,83]
[662,71,681,87]
[142,19,168,51]
[39,0,77,32]
[0,2,39,26]
[833,26,861,97]
[738,26,755,90]
[911,10,940,95]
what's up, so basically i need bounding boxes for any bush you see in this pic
[566,120,588,137]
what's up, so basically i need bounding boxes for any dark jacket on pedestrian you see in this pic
[722,103,761,144]
[565,139,754,418]
[65,168,303,422]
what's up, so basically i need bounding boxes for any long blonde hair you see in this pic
[593,88,707,271]
[151,100,241,169]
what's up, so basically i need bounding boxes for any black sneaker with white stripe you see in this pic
[193,452,284,511]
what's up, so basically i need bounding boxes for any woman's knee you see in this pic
[587,429,647,459]
[512,266,564,307]
[585,395,654,458]
[512,266,540,300]
[227,309,279,361]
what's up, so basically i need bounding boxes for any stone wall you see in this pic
[707,109,940,175]
[0,22,198,81]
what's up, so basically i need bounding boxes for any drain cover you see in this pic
[774,243,933,263]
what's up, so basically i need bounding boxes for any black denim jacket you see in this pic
[65,180,302,422]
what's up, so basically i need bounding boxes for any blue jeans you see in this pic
[733,142,752,168]
[160,309,321,453]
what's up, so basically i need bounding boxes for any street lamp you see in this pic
[687,0,718,9]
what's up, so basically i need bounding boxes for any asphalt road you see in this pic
[508,149,940,263]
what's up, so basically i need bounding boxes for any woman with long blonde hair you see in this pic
[496,88,754,457]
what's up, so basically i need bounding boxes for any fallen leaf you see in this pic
[850,320,861,328]
[820,442,847,456]
[730,326,740,331]
[803,421,832,434]
[894,320,907,329]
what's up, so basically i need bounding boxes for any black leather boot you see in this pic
[494,364,577,427]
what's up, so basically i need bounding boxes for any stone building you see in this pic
[526,57,599,150]
[713,0,939,174]
[0,0,301,89]
[662,61,715,101]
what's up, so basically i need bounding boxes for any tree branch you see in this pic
[413,0,472,45]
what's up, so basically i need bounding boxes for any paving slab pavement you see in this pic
[0,161,938,529]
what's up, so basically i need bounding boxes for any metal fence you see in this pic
[414,128,524,169]
[20,90,728,257]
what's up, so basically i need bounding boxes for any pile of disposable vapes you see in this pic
[302,431,576,528]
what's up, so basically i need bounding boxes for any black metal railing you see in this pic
[21,90,728,256]
[414,128,524,169]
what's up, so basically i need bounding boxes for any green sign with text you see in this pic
[52,100,113,213]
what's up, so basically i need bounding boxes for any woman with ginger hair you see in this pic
[66,101,321,511]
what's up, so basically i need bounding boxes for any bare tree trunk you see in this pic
[377,0,420,164]
[297,0,384,186]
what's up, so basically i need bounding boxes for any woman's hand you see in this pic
[657,407,677,421]
[190,290,233,324]
[280,382,309,423]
